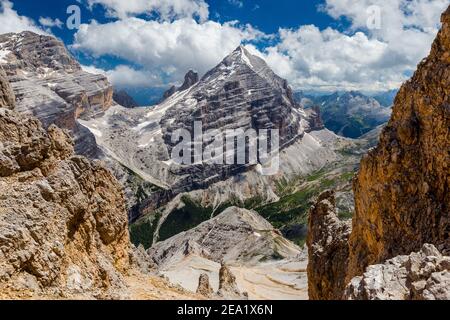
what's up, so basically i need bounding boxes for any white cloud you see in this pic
[323,0,449,69]
[255,0,450,91]
[86,0,210,22]
[39,17,64,29]
[73,17,265,83]
[0,0,47,35]
[82,64,162,87]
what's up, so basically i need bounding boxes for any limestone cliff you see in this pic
[348,5,450,279]
[307,5,450,300]
[0,67,14,109]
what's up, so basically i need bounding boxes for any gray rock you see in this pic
[0,31,114,158]
[345,244,450,300]
[113,89,138,108]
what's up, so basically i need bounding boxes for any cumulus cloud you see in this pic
[252,0,449,91]
[82,64,163,87]
[73,17,265,84]
[85,0,210,22]
[0,0,47,35]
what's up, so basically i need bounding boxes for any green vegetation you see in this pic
[158,196,213,242]
[130,212,161,249]
[158,196,234,242]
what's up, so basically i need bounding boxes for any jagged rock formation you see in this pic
[196,273,214,297]
[348,6,450,280]
[217,264,248,300]
[178,70,199,92]
[113,89,138,108]
[307,191,352,300]
[0,66,128,298]
[162,70,199,101]
[307,6,450,300]
[0,31,113,157]
[345,244,450,300]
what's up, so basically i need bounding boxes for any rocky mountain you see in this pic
[147,206,308,300]
[307,5,450,300]
[314,91,391,138]
[162,70,199,102]
[80,45,357,238]
[113,89,139,108]
[0,31,113,158]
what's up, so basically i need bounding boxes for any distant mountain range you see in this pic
[295,90,394,138]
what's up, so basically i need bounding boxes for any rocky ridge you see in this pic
[307,191,351,300]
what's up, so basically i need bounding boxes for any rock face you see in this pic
[307,6,450,300]
[0,66,200,300]
[113,89,138,108]
[161,46,300,152]
[0,31,114,157]
[80,45,342,224]
[345,244,450,300]
[162,70,199,101]
[178,70,199,92]
[307,191,351,300]
[0,66,130,299]
[348,6,450,280]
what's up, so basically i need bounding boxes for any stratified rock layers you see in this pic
[0,31,113,157]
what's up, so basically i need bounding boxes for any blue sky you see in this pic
[1,0,449,98]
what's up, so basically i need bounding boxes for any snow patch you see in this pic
[0,49,10,63]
